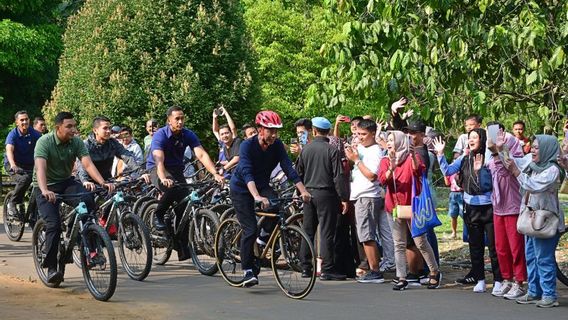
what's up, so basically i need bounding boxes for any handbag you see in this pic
[516,192,560,239]
[392,169,414,220]
[411,173,442,238]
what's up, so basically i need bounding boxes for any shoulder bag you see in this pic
[516,192,559,239]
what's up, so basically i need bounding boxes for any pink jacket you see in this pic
[486,133,524,215]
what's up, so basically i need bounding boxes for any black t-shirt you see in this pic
[223,137,242,162]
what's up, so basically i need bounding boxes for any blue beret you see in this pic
[311,117,331,130]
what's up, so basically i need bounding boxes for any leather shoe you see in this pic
[47,268,63,284]
[177,244,191,261]
[153,215,167,231]
[320,272,347,281]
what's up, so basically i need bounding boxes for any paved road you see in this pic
[0,225,566,320]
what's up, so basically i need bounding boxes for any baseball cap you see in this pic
[405,120,426,133]
[311,117,331,130]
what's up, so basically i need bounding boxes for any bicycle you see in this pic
[143,181,220,275]
[93,181,152,281]
[556,226,568,286]
[214,197,316,299]
[3,186,38,242]
[2,170,38,241]
[32,191,118,301]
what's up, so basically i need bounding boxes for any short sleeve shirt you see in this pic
[350,144,384,199]
[4,127,41,167]
[452,133,468,154]
[146,126,201,170]
[33,132,89,185]
[223,137,242,161]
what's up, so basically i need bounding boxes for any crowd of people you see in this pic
[2,99,566,307]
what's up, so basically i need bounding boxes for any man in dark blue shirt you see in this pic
[230,110,311,287]
[3,110,41,217]
[147,105,223,261]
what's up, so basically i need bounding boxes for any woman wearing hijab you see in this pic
[486,126,527,299]
[433,128,503,293]
[503,135,565,308]
[379,131,441,290]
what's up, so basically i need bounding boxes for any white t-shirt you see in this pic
[350,144,384,199]
[453,133,468,154]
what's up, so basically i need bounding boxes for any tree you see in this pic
[0,0,63,139]
[310,0,568,136]
[242,0,341,128]
[45,0,258,147]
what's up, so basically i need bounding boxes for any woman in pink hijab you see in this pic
[486,123,527,299]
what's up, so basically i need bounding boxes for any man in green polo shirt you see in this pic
[34,111,114,284]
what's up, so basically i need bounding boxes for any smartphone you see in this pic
[343,116,351,123]
[214,108,223,116]
[290,138,298,145]
[487,124,500,145]
[299,131,308,145]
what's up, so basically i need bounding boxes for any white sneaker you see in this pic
[473,280,486,293]
[491,280,511,297]
[504,283,525,300]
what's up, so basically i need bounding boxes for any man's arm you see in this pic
[193,146,224,183]
[223,107,238,139]
[212,110,220,141]
[223,156,239,171]
[5,144,18,171]
[81,156,107,185]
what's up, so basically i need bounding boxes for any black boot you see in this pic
[153,214,167,231]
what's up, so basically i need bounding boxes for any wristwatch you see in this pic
[355,160,362,166]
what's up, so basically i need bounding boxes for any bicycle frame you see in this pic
[60,202,97,268]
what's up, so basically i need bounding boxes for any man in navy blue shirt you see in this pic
[230,110,311,287]
[3,110,41,217]
[147,105,223,261]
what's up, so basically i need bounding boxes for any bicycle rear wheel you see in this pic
[189,209,219,276]
[215,218,244,286]
[3,191,25,241]
[143,202,172,265]
[118,212,153,281]
[556,228,568,286]
[271,225,316,299]
[32,219,62,288]
[80,224,118,301]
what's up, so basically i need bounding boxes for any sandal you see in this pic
[393,280,408,291]
[427,272,442,289]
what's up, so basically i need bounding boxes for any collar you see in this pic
[16,127,30,137]
[53,132,63,145]
[164,125,184,138]
[313,136,329,143]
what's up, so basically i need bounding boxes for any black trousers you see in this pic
[150,167,189,249]
[333,211,357,278]
[300,189,339,273]
[36,178,95,269]
[464,203,502,282]
[231,188,277,270]
[5,164,33,204]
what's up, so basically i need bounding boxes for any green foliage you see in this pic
[0,0,63,142]
[45,0,258,149]
[311,0,568,137]
[241,0,342,132]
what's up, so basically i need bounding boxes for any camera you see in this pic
[214,108,224,116]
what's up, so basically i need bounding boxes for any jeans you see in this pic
[525,234,560,300]
[36,178,95,269]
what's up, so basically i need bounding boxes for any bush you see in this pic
[45,0,258,148]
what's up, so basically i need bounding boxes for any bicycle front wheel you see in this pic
[143,202,172,265]
[3,191,25,241]
[32,219,62,288]
[189,209,219,276]
[556,228,568,286]
[118,212,153,281]
[271,225,316,299]
[80,224,118,301]
[215,218,244,287]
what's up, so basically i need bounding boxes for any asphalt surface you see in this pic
[0,224,566,320]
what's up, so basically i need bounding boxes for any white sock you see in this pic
[474,280,486,293]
